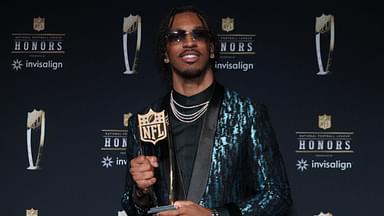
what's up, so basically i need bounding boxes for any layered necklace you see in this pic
[170,90,210,123]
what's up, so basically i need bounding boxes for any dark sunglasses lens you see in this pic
[167,31,185,42]
[166,29,210,42]
[192,30,211,40]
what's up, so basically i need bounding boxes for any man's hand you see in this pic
[158,201,212,216]
[129,155,158,192]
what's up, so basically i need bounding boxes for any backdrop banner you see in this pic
[1,1,383,216]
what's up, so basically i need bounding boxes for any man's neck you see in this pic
[172,70,214,97]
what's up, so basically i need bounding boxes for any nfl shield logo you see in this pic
[222,17,234,32]
[318,114,331,130]
[138,109,167,145]
[26,208,38,216]
[33,17,45,32]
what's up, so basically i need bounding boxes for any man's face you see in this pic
[165,12,213,80]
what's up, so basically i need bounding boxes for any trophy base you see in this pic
[123,70,135,75]
[27,166,40,170]
[147,204,176,214]
[317,71,331,75]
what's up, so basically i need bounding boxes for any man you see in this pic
[122,6,292,216]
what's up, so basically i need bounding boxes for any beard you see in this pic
[171,62,210,80]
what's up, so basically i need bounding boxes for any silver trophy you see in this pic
[123,15,141,74]
[315,14,335,75]
[26,109,46,170]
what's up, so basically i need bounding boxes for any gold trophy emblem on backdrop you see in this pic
[26,109,46,170]
[137,108,176,214]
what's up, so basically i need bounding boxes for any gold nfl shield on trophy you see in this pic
[33,17,45,32]
[222,17,234,32]
[138,109,167,145]
[318,114,331,130]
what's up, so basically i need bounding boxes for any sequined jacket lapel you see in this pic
[187,83,224,202]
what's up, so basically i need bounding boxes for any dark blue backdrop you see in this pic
[2,1,383,215]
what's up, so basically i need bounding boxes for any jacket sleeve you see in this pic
[121,116,155,216]
[236,103,292,216]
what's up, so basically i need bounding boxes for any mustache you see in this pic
[179,49,202,57]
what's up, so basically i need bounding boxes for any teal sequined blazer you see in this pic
[122,83,292,216]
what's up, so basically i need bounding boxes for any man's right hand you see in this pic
[130,155,159,193]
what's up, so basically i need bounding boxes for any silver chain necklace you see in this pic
[170,90,210,123]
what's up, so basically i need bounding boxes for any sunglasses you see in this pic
[165,29,211,43]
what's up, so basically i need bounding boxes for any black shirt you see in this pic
[170,83,215,199]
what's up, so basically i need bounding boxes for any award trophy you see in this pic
[137,109,176,214]
[26,109,46,170]
[315,14,335,75]
[122,15,141,74]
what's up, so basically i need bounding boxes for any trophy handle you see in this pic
[166,115,176,204]
[136,126,159,207]
[147,115,177,214]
